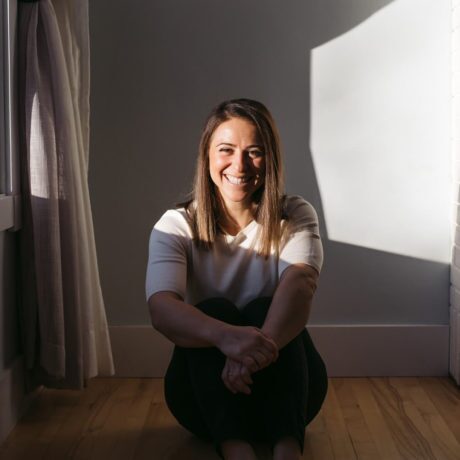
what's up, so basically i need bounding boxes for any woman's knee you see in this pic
[194,297,243,325]
[193,296,273,328]
[240,297,272,328]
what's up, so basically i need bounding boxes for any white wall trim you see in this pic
[109,324,449,378]
[451,0,460,385]
[450,302,460,381]
[0,356,41,445]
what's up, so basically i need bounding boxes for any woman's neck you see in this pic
[218,201,256,236]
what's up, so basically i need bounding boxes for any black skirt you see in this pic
[163,297,328,459]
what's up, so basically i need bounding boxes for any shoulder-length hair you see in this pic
[178,98,286,259]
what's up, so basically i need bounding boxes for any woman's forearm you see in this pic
[148,293,280,371]
[148,292,229,348]
[261,265,317,349]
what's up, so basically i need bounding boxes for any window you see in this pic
[0,0,19,232]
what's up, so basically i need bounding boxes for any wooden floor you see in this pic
[1,377,460,459]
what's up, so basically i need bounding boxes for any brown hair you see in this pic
[178,98,286,259]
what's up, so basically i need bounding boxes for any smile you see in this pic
[224,174,252,185]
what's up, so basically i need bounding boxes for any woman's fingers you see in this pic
[239,364,253,385]
[219,328,280,394]
[226,373,250,394]
[260,334,279,361]
[242,355,259,373]
[222,359,253,394]
[230,370,252,394]
[254,335,279,367]
[217,325,279,364]
[253,328,278,363]
[251,349,271,369]
[221,361,236,393]
[243,349,276,373]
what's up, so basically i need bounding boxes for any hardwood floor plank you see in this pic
[391,378,460,460]
[0,388,64,460]
[0,392,41,459]
[68,379,152,460]
[333,378,382,460]
[2,377,459,460]
[368,377,442,459]
[351,378,403,460]
[40,378,120,459]
[0,383,93,460]
[133,399,204,460]
[304,411,336,459]
[321,378,357,459]
[419,378,460,446]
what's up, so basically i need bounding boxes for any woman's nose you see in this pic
[232,150,247,171]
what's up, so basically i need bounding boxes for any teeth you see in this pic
[225,175,250,185]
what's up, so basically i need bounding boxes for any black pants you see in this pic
[164,297,328,458]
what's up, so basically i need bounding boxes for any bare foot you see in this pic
[273,435,302,460]
[221,439,257,460]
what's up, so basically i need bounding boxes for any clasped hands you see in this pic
[217,324,279,395]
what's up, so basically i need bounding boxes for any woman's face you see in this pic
[208,117,266,210]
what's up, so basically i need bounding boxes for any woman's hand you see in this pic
[215,324,279,373]
[221,357,253,395]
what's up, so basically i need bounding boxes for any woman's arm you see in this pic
[148,291,228,347]
[220,263,318,395]
[149,291,278,367]
[261,263,319,349]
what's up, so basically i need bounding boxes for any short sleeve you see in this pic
[145,210,188,302]
[278,196,324,279]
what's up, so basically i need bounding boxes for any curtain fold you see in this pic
[18,0,114,389]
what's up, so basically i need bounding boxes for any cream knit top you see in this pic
[145,195,323,309]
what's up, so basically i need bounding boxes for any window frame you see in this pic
[0,0,20,232]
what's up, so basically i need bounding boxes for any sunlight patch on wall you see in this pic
[311,0,451,263]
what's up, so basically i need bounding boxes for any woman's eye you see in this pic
[219,148,232,154]
[248,150,263,158]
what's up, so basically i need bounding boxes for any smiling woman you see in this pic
[208,117,266,223]
[186,99,286,259]
[145,98,327,460]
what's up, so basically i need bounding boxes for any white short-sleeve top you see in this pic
[145,195,323,309]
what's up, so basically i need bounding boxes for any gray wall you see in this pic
[0,232,19,376]
[88,0,450,326]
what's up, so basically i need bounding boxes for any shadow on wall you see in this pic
[88,0,449,325]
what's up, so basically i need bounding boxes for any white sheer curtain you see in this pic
[18,0,114,389]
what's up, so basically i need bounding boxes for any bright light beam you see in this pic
[311,0,451,263]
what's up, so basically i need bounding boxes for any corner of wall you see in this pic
[0,355,41,446]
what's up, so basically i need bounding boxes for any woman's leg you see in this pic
[240,297,329,456]
[164,296,328,458]
[163,297,258,459]
[164,345,211,441]
[301,328,329,425]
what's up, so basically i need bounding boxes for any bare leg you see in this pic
[221,439,257,460]
[273,436,302,460]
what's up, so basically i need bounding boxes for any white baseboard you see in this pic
[450,302,460,384]
[0,356,41,445]
[109,324,450,378]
